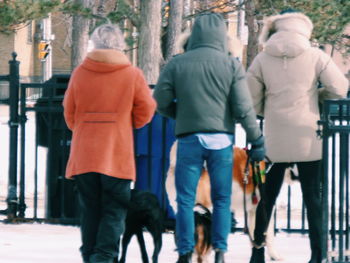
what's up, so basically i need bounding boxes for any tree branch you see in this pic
[183,0,248,21]
[108,0,140,28]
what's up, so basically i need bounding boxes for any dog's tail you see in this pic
[194,203,212,260]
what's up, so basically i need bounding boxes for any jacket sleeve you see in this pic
[317,50,349,102]
[132,69,157,129]
[153,63,176,119]
[230,58,262,142]
[246,56,265,116]
[62,78,76,131]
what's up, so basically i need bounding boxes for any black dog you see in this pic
[117,189,163,263]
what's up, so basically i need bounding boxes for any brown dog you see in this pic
[166,143,282,263]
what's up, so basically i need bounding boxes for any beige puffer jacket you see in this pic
[247,12,349,162]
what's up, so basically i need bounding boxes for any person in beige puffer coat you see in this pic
[246,9,348,263]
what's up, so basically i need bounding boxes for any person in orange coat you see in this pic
[63,24,156,263]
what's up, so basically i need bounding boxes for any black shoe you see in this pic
[230,212,238,233]
[308,249,322,263]
[308,257,322,263]
[249,247,265,263]
[176,252,192,263]
[215,249,225,263]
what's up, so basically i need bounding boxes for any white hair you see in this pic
[90,24,126,51]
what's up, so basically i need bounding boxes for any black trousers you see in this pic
[254,161,322,255]
[75,173,131,263]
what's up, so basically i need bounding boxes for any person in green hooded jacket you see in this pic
[154,13,265,263]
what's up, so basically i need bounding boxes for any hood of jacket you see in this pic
[176,30,243,57]
[82,49,131,73]
[259,12,313,58]
[186,13,228,53]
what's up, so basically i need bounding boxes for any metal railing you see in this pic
[0,55,349,263]
[0,53,20,219]
[319,99,350,263]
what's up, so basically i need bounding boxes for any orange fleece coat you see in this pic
[63,49,156,180]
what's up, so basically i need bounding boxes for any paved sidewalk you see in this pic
[0,222,311,263]
[0,104,311,262]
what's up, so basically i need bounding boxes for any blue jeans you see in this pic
[175,135,233,254]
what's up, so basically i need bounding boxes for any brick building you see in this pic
[0,14,72,81]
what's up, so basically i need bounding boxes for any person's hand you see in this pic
[249,135,265,162]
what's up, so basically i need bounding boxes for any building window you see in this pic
[27,22,33,44]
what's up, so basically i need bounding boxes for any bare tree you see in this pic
[96,0,107,15]
[245,0,262,68]
[198,0,210,10]
[183,0,192,29]
[165,0,184,62]
[90,0,106,30]
[71,0,93,69]
[138,0,162,84]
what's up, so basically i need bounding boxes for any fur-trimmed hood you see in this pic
[82,49,131,73]
[87,49,130,65]
[259,12,314,58]
[259,12,313,44]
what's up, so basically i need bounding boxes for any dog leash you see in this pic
[242,152,256,245]
[242,150,270,249]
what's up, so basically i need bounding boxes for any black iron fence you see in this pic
[0,55,177,224]
[0,54,349,261]
[0,53,20,219]
[20,75,75,222]
[319,99,350,263]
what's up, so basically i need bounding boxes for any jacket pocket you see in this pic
[82,112,118,123]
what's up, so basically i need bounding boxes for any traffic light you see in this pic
[38,41,50,61]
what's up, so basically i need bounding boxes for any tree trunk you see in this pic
[183,0,192,29]
[71,0,92,69]
[245,0,261,68]
[165,0,183,62]
[96,0,106,15]
[90,0,107,30]
[138,0,162,84]
[196,0,209,10]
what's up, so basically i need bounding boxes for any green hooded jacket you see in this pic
[154,13,261,142]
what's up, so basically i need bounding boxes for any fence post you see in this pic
[321,119,329,262]
[6,52,20,219]
[319,99,350,263]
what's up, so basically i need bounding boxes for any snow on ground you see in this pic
[0,105,334,263]
[0,222,311,263]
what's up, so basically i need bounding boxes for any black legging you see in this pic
[254,161,322,254]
